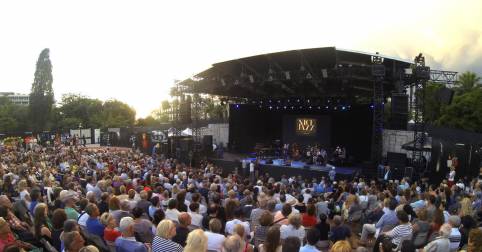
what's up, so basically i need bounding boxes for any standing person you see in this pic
[423,223,451,252]
[259,226,282,252]
[300,228,321,252]
[85,204,104,238]
[100,213,121,243]
[62,231,85,252]
[172,212,191,247]
[448,167,456,188]
[205,218,226,252]
[329,167,336,182]
[281,237,300,252]
[250,161,255,184]
[115,217,148,252]
[280,213,305,244]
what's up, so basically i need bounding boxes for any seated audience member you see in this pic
[423,223,451,252]
[0,217,33,252]
[100,212,121,243]
[281,236,301,252]
[225,208,250,235]
[330,240,351,252]
[115,217,148,252]
[359,198,398,245]
[164,199,180,222]
[280,213,305,244]
[315,214,330,250]
[184,229,208,252]
[233,224,254,252]
[188,202,203,227]
[85,203,105,238]
[205,218,226,252]
[259,226,281,252]
[152,219,183,252]
[61,231,85,252]
[300,228,321,252]
[172,212,191,246]
[222,234,245,252]
[330,215,351,243]
[132,207,154,243]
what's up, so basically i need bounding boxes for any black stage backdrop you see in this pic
[229,104,373,162]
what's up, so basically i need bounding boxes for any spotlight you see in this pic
[297,99,300,102]
[284,106,287,109]
[318,106,321,109]
[235,104,240,109]
[276,106,279,109]
[325,106,329,109]
[309,106,312,109]
[307,99,310,103]
[259,105,262,108]
[269,100,272,103]
[277,100,281,103]
[334,106,338,110]
[291,106,294,109]
[370,104,374,109]
[342,106,346,110]
[269,106,273,110]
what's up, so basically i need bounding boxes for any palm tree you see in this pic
[455,71,481,94]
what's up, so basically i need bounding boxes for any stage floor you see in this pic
[211,152,360,179]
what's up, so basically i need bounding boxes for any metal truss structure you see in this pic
[371,53,385,164]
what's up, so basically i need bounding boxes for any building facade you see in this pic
[0,92,29,105]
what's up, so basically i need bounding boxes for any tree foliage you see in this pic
[437,88,482,132]
[455,71,481,95]
[29,48,54,131]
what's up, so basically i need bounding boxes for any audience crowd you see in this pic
[0,142,481,252]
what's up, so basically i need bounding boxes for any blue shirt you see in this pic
[115,237,148,252]
[29,200,38,215]
[86,217,105,237]
[300,244,320,252]
[375,210,398,229]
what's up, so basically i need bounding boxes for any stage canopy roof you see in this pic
[175,47,412,101]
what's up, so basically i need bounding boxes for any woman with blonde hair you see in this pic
[33,203,52,240]
[280,213,305,244]
[331,240,352,252]
[184,229,208,252]
[100,213,121,243]
[152,220,183,252]
[459,197,474,217]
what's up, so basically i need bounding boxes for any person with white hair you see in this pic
[115,217,148,252]
[423,223,451,252]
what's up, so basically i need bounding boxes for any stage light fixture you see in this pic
[284,106,287,109]
[309,106,312,109]
[299,106,302,109]
[269,106,273,110]
[235,104,240,109]
[306,73,312,79]
[342,106,346,110]
[291,106,294,109]
[307,99,310,103]
[276,106,279,109]
[334,106,338,110]
[325,106,329,109]
[249,75,255,83]
[277,100,281,103]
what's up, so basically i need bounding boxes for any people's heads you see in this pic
[120,200,131,211]
[131,207,144,219]
[119,217,135,236]
[306,228,321,246]
[331,240,351,252]
[128,189,136,199]
[100,213,115,227]
[288,213,302,228]
[109,196,120,211]
[306,203,316,216]
[448,215,461,228]
[0,217,11,236]
[223,234,245,252]
[156,219,177,239]
[233,224,246,239]
[0,195,13,209]
[417,208,427,221]
[63,220,80,232]
[189,202,200,213]
[396,210,409,224]
[139,190,148,200]
[184,229,208,252]
[259,211,274,227]
[178,212,191,226]
[79,245,99,252]
[439,223,452,238]
[333,215,343,226]
[62,231,85,252]
[281,236,301,252]
[264,226,281,251]
[380,237,393,252]
[399,240,415,252]
[468,228,482,252]
[52,208,68,229]
[34,203,48,222]
[85,203,100,217]
[319,213,328,223]
[208,218,222,233]
[388,198,398,211]
[281,203,292,217]
[168,198,178,209]
[152,208,165,226]
[150,196,159,207]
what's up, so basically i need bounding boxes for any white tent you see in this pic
[181,128,193,136]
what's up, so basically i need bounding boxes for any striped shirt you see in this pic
[152,236,183,252]
[386,223,412,246]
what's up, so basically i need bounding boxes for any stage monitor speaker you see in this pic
[391,93,409,130]
[437,87,454,105]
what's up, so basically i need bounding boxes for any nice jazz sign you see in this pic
[296,118,317,136]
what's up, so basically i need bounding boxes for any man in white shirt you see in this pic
[205,218,226,252]
[188,203,203,227]
[448,216,461,252]
[165,199,181,222]
[225,208,250,235]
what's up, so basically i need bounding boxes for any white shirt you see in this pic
[225,219,250,235]
[78,212,90,227]
[189,212,203,227]
[205,231,225,252]
[250,163,255,172]
[280,224,305,244]
[86,183,95,192]
[448,171,455,181]
[165,209,181,222]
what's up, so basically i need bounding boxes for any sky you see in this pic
[1,0,481,118]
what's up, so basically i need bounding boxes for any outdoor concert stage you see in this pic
[211,152,361,180]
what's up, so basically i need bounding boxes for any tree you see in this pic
[423,82,446,123]
[55,94,103,130]
[455,71,481,95]
[100,99,136,128]
[29,48,54,132]
[437,88,482,132]
[0,97,29,134]
[136,116,160,127]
